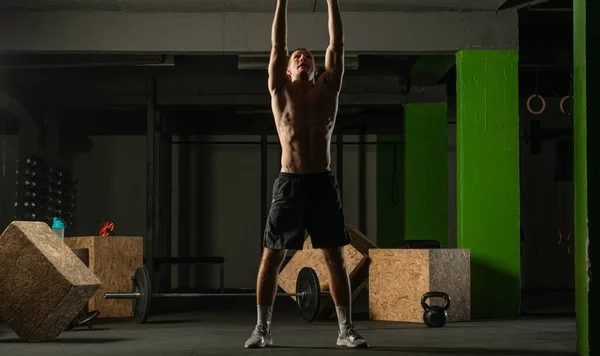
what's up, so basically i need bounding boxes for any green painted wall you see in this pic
[573,1,588,353]
[377,135,404,248]
[404,103,448,247]
[456,50,521,319]
[574,1,594,354]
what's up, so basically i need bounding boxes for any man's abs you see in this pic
[275,113,334,173]
[271,80,339,173]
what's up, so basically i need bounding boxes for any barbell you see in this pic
[103,266,329,324]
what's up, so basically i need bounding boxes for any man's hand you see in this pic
[268,0,289,95]
[324,0,344,92]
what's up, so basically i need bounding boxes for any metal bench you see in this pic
[154,256,225,293]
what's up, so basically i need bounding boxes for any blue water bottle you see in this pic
[51,217,67,241]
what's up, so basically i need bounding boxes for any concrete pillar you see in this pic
[404,103,448,247]
[573,1,597,354]
[455,50,521,319]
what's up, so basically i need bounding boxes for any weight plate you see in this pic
[296,267,320,322]
[132,266,151,324]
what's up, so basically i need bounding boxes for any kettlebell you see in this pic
[421,291,451,328]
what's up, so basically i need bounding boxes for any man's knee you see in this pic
[322,247,345,268]
[261,247,287,268]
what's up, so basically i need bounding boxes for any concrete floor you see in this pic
[0,296,577,356]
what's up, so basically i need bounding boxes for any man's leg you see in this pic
[307,172,368,347]
[322,247,368,348]
[256,247,286,328]
[245,248,286,348]
[322,247,351,320]
[246,173,306,348]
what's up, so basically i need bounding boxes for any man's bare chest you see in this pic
[286,88,330,114]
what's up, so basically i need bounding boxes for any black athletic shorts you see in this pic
[263,170,351,250]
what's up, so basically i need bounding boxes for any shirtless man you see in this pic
[244,0,368,349]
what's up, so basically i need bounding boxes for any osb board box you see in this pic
[369,248,470,323]
[278,223,377,318]
[0,221,101,342]
[64,236,143,319]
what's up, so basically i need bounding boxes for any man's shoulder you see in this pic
[312,77,341,100]
[316,73,343,93]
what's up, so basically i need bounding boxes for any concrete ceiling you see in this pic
[0,0,512,12]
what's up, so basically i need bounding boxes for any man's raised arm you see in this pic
[268,0,289,95]
[324,0,344,92]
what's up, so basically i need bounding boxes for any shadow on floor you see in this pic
[142,319,197,325]
[269,345,577,355]
[0,337,133,344]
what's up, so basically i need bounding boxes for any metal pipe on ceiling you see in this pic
[0,55,175,69]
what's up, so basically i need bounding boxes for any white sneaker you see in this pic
[244,325,273,348]
[336,325,369,348]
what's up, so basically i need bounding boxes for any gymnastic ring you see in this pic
[560,95,573,115]
[527,94,546,115]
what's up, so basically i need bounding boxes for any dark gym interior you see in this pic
[0,0,595,355]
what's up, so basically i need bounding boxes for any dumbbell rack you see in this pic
[15,155,79,230]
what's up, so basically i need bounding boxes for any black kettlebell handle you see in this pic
[421,291,451,311]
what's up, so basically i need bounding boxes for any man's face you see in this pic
[286,49,318,81]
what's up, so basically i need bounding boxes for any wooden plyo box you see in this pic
[64,236,143,319]
[0,222,101,342]
[278,223,377,319]
[368,248,471,323]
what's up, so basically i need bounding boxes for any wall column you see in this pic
[456,50,521,319]
[573,1,597,354]
[404,103,448,247]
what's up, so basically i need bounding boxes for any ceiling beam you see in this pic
[0,10,518,54]
[0,0,512,13]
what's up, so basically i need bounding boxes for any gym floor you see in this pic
[0,293,577,356]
